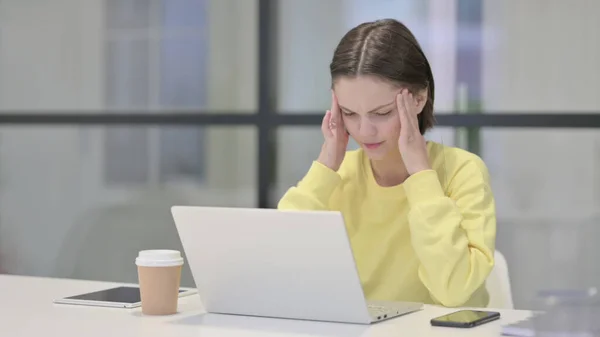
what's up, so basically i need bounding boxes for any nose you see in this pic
[358,117,378,138]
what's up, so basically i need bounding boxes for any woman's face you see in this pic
[333,75,403,160]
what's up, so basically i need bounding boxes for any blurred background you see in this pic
[0,0,598,310]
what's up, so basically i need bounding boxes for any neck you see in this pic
[370,150,409,187]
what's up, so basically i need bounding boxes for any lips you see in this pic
[364,142,383,149]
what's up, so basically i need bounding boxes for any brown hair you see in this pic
[330,19,435,134]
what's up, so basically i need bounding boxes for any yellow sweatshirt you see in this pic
[277,141,496,307]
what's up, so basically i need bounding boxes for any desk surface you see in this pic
[1,275,531,336]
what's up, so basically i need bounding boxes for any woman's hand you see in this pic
[317,90,349,172]
[397,89,431,175]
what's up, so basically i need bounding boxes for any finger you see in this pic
[336,106,346,139]
[330,90,341,130]
[397,90,410,129]
[331,90,347,141]
[403,91,420,131]
[321,110,333,138]
[330,89,340,113]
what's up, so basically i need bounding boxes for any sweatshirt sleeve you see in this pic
[402,159,496,307]
[277,161,342,211]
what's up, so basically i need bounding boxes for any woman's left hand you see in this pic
[397,89,431,175]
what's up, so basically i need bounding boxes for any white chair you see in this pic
[486,250,514,309]
[53,187,197,287]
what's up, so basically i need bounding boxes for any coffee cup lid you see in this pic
[135,250,184,267]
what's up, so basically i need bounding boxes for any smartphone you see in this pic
[430,310,500,328]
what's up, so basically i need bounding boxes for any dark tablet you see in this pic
[53,286,196,308]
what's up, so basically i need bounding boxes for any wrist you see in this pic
[316,157,339,172]
[317,148,339,171]
[407,163,431,175]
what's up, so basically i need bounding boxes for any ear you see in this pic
[414,89,428,115]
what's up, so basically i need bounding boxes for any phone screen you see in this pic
[433,310,498,323]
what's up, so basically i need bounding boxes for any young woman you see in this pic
[278,19,496,308]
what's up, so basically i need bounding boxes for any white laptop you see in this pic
[171,206,423,324]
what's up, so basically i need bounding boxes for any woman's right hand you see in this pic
[317,90,349,172]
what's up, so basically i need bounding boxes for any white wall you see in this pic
[481,0,600,308]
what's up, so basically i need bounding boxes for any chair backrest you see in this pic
[486,250,514,309]
[53,188,196,287]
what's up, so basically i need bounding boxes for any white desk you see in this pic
[1,275,531,336]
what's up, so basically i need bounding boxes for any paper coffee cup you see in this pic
[135,250,184,315]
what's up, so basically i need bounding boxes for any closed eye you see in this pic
[342,111,356,116]
[374,110,392,116]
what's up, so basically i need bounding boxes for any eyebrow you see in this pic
[339,101,395,114]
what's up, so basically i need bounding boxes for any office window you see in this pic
[103,0,207,185]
